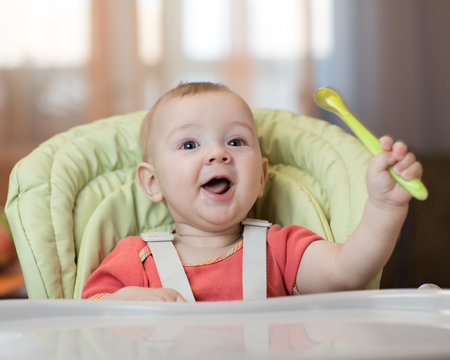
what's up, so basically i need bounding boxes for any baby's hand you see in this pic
[105,286,187,302]
[366,136,423,207]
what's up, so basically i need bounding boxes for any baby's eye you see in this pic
[181,141,199,150]
[227,138,245,147]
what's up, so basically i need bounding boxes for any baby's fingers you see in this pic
[391,140,408,161]
[379,135,394,151]
[380,136,409,161]
[395,158,423,181]
[390,143,423,181]
[392,150,415,172]
[160,288,187,302]
[379,136,422,179]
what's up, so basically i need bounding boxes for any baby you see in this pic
[82,82,423,302]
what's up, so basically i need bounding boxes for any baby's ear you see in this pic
[258,157,269,198]
[136,162,164,203]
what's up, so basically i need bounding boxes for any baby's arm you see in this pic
[296,136,423,293]
[102,286,186,302]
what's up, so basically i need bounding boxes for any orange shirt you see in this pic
[81,224,321,301]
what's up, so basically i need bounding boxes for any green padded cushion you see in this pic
[5,109,376,299]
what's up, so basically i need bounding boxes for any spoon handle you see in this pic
[314,87,428,201]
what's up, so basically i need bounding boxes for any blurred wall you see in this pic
[314,0,450,288]
[315,0,450,156]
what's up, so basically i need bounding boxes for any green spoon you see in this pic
[314,87,428,201]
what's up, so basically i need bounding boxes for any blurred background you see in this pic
[0,0,449,297]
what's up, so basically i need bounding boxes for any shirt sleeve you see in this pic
[267,224,323,295]
[81,236,148,299]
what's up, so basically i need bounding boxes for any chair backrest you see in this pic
[5,109,377,299]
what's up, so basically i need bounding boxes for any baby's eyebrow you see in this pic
[228,120,256,133]
[167,119,256,141]
[167,123,196,140]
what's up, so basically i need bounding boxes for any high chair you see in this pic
[5,108,375,299]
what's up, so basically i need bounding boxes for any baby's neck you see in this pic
[172,223,243,264]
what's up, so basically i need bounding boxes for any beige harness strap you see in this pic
[141,232,196,303]
[142,218,271,302]
[241,219,271,300]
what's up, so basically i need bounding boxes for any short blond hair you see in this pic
[140,82,237,161]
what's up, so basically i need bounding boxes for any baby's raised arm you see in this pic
[296,136,423,294]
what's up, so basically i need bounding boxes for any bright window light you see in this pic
[247,0,306,60]
[138,0,163,65]
[311,0,334,59]
[0,0,90,68]
[182,0,230,61]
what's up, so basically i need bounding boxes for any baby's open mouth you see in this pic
[202,178,232,195]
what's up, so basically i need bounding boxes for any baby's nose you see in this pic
[207,146,231,164]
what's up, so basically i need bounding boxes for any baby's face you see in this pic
[146,91,268,232]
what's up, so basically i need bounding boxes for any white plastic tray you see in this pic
[1,289,450,359]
